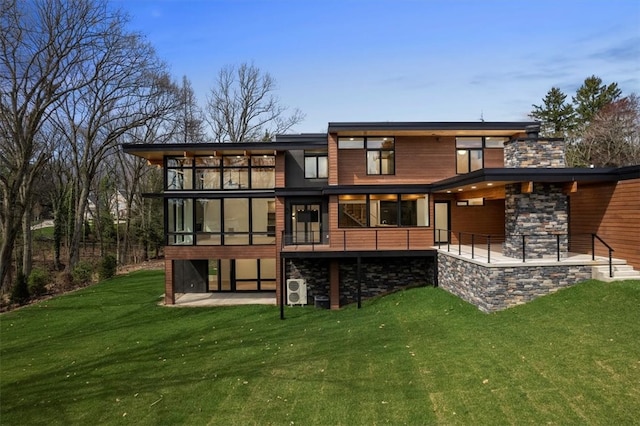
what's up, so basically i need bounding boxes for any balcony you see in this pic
[281,228,434,253]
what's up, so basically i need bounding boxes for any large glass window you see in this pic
[224,198,249,244]
[167,157,193,190]
[338,195,367,228]
[366,137,395,175]
[251,198,276,244]
[338,194,429,228]
[456,137,483,174]
[304,152,328,179]
[455,136,509,174]
[210,258,276,291]
[196,157,221,190]
[195,199,221,245]
[251,156,276,188]
[223,156,249,189]
[167,198,193,244]
[169,197,276,246]
[167,154,274,190]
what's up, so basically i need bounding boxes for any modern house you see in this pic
[122,122,640,312]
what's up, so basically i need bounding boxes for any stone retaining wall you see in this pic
[287,257,435,307]
[438,252,591,312]
[339,258,435,306]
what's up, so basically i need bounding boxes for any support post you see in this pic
[280,257,285,320]
[357,256,362,309]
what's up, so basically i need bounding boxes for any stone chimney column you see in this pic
[502,129,568,259]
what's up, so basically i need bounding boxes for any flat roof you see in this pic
[328,121,539,136]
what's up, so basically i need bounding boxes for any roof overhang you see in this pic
[122,139,327,165]
[327,121,538,137]
[431,166,640,200]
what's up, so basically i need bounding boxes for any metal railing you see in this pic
[435,229,615,274]
[592,234,614,278]
[281,228,432,252]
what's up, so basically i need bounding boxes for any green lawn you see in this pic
[1,271,639,425]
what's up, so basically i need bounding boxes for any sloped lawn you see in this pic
[1,271,639,425]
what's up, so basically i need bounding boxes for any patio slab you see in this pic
[173,292,276,307]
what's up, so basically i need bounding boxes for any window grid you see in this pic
[166,155,275,190]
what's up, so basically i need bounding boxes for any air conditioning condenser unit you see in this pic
[286,279,307,305]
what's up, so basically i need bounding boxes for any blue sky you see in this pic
[113,0,640,133]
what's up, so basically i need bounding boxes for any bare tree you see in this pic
[50,21,180,271]
[206,62,305,142]
[170,75,207,143]
[0,0,117,291]
[570,94,640,167]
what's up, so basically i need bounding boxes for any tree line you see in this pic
[0,0,303,301]
[529,76,640,167]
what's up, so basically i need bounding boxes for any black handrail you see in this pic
[592,234,614,278]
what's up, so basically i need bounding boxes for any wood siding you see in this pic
[337,136,456,185]
[328,133,338,185]
[483,148,505,168]
[569,179,640,269]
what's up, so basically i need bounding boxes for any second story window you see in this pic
[167,154,275,190]
[304,151,328,179]
[456,137,483,174]
[366,137,395,175]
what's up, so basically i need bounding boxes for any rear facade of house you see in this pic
[123,121,640,311]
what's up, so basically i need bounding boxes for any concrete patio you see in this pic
[173,292,277,307]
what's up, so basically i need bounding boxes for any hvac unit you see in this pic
[286,279,307,305]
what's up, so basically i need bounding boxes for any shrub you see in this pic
[72,261,94,285]
[10,271,29,304]
[100,254,117,280]
[28,268,49,296]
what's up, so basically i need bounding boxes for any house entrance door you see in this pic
[291,203,321,244]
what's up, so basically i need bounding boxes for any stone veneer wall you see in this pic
[339,258,435,306]
[503,183,568,259]
[438,252,591,312]
[287,259,330,304]
[504,138,565,168]
[287,257,434,307]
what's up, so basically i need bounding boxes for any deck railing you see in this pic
[435,229,614,275]
[281,228,433,252]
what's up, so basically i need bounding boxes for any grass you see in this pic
[1,271,639,425]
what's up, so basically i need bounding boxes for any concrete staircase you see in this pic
[592,263,640,282]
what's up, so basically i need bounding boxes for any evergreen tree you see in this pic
[573,75,622,127]
[529,87,575,137]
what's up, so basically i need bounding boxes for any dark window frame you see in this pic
[165,154,275,191]
[304,152,328,179]
[455,136,509,175]
[166,196,276,246]
[337,193,429,228]
[366,137,395,175]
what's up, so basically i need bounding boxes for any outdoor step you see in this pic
[592,262,640,281]
[592,264,632,272]
[613,270,640,277]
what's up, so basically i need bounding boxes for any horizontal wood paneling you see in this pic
[451,199,505,236]
[337,136,456,185]
[328,133,338,185]
[483,148,504,168]
[570,179,640,269]
[165,245,276,260]
[324,195,435,250]
[275,152,285,187]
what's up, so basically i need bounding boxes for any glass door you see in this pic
[291,204,321,244]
